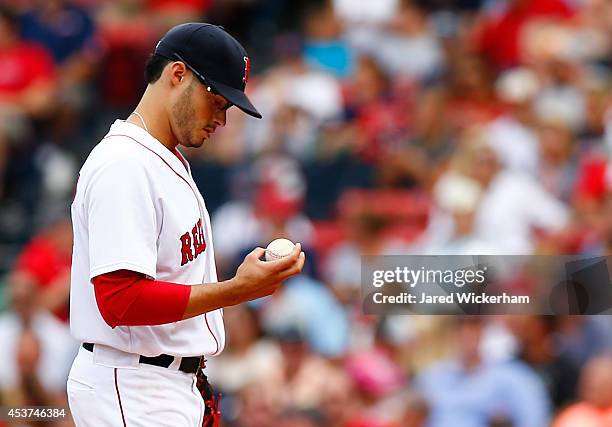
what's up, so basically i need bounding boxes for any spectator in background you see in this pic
[416,317,551,427]
[553,354,612,427]
[325,211,408,305]
[20,0,97,68]
[13,215,72,322]
[303,117,375,219]
[506,316,579,410]
[0,6,56,118]
[575,0,612,66]
[19,0,101,143]
[394,391,429,427]
[458,132,569,253]
[32,141,78,220]
[0,5,56,239]
[12,0,84,217]
[554,316,612,367]
[413,53,503,162]
[232,382,278,427]
[276,408,326,427]
[94,0,161,114]
[147,0,210,27]
[333,0,398,28]
[419,131,569,254]
[302,2,354,79]
[536,118,578,201]
[205,305,283,425]
[581,72,610,144]
[247,32,343,158]
[263,327,347,411]
[570,156,611,255]
[343,55,409,164]
[334,0,399,54]
[522,21,588,133]
[319,368,362,427]
[472,0,575,71]
[323,212,382,305]
[343,348,406,426]
[363,0,444,83]
[427,172,499,254]
[261,274,350,358]
[0,271,76,414]
[485,67,540,176]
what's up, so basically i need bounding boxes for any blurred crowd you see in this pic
[1,0,612,426]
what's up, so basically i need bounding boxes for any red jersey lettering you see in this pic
[195,219,206,256]
[179,219,207,266]
[180,232,193,266]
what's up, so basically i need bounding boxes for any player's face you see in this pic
[170,75,231,148]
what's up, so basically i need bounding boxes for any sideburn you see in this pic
[172,79,197,145]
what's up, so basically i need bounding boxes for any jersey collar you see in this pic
[110,120,192,181]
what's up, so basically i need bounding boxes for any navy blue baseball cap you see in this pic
[155,23,262,119]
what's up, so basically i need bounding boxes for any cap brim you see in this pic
[208,79,262,119]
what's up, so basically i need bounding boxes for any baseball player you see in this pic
[67,23,305,427]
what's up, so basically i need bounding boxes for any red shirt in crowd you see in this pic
[15,237,71,321]
[147,0,211,14]
[0,42,55,97]
[473,0,575,70]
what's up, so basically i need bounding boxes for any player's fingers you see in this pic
[296,251,306,272]
[265,255,295,272]
[289,243,302,263]
[282,242,301,260]
[278,251,306,279]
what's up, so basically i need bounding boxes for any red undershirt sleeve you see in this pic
[92,270,191,328]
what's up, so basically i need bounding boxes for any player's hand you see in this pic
[231,243,305,302]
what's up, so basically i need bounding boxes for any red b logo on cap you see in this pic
[243,56,251,84]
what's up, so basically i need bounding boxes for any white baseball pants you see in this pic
[67,345,205,426]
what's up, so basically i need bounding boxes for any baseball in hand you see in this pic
[265,238,296,261]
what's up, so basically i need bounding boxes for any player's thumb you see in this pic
[247,247,266,260]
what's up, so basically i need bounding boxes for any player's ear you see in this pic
[168,61,187,86]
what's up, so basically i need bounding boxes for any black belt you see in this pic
[82,343,203,374]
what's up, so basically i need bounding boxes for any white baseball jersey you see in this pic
[69,120,225,357]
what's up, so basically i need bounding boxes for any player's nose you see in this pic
[213,109,227,128]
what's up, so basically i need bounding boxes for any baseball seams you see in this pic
[265,249,285,261]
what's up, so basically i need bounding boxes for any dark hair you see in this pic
[144,54,171,84]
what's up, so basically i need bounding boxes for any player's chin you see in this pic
[187,135,208,148]
[197,130,213,145]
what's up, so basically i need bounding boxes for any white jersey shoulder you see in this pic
[70,120,225,357]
